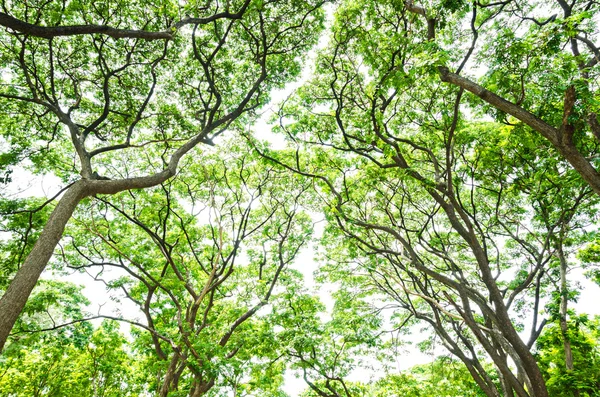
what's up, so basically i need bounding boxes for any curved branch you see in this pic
[0,1,253,41]
[0,12,173,40]
[438,66,600,196]
[10,314,177,349]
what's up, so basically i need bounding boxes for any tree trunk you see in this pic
[557,240,579,395]
[558,243,575,372]
[0,171,174,352]
[189,378,214,397]
[160,352,182,397]
[0,181,88,351]
[497,369,516,397]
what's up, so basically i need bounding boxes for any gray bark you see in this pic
[0,170,175,352]
[0,181,88,351]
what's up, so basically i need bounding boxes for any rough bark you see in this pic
[0,181,88,351]
[160,351,182,397]
[0,170,175,352]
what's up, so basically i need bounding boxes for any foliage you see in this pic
[54,143,314,395]
[1,1,600,397]
[0,197,53,290]
[536,316,600,397]
[276,283,385,397]
[0,281,141,396]
[371,357,491,397]
[0,0,327,354]
[255,1,600,397]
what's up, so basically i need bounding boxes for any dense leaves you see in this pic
[1,1,600,397]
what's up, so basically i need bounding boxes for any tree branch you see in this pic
[0,12,173,40]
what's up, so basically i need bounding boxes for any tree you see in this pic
[53,145,314,396]
[371,357,492,397]
[249,1,600,396]
[275,285,384,397]
[0,0,326,351]
[0,320,142,396]
[401,0,600,196]
[3,1,600,396]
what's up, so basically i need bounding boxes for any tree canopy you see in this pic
[1,1,600,397]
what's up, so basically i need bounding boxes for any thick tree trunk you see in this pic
[189,379,214,397]
[0,181,88,351]
[485,276,548,397]
[0,170,174,352]
[160,352,182,397]
[497,369,516,397]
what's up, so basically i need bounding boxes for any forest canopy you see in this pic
[1,0,600,396]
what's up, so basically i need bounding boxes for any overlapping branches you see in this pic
[57,150,313,395]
